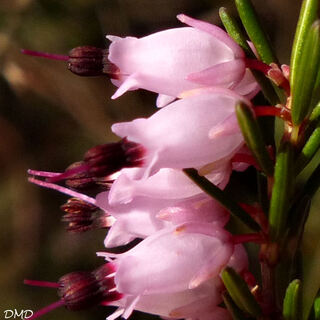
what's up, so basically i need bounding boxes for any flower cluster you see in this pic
[24,12,276,320]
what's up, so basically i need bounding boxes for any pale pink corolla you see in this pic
[96,191,229,247]
[108,166,231,205]
[111,280,230,320]
[112,88,251,177]
[96,192,172,247]
[233,69,260,100]
[110,222,233,294]
[108,14,246,103]
[98,228,249,320]
[98,222,234,319]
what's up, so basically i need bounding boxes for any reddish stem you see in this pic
[232,153,260,170]
[254,106,282,118]
[245,58,271,74]
[24,279,60,288]
[254,106,292,122]
[240,203,269,234]
[21,49,69,61]
[233,233,266,244]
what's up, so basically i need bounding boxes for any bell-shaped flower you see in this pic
[108,166,231,205]
[108,14,247,105]
[105,222,233,295]
[112,280,230,320]
[97,225,249,320]
[112,87,250,177]
[232,69,260,100]
[96,192,229,247]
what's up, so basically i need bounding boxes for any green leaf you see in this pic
[310,67,320,112]
[283,279,302,320]
[219,7,279,105]
[290,0,318,92]
[236,102,274,176]
[300,163,320,200]
[269,142,294,241]
[221,267,262,317]
[291,21,320,125]
[183,168,260,231]
[297,125,320,172]
[310,102,320,122]
[234,0,278,64]
[314,294,320,320]
[219,7,251,54]
[313,294,320,320]
[302,190,320,320]
[223,292,249,320]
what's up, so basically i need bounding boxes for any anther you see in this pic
[22,46,119,78]
[61,198,115,232]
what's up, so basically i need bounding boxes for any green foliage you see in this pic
[222,267,262,317]
[283,279,302,320]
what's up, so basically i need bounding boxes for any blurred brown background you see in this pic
[0,0,306,319]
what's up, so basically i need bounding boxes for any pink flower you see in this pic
[112,87,250,177]
[97,227,248,320]
[112,280,229,320]
[102,223,233,294]
[108,166,231,204]
[96,192,229,247]
[108,14,247,105]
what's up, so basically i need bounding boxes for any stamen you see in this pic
[28,177,96,205]
[61,198,115,232]
[27,300,65,320]
[27,169,62,178]
[21,49,69,61]
[47,163,90,183]
[24,279,60,288]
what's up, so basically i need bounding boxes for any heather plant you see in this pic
[20,0,320,319]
